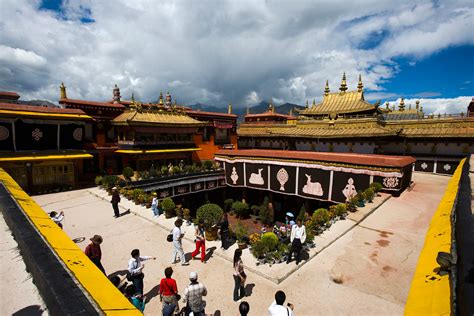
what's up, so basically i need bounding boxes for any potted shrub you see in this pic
[196,203,224,241]
[161,197,176,219]
[370,182,383,195]
[234,221,249,249]
[348,196,358,212]
[224,198,234,212]
[94,175,103,187]
[132,189,143,204]
[334,203,347,219]
[138,193,147,206]
[122,166,134,181]
[312,208,330,229]
[176,204,183,219]
[183,207,191,223]
[126,189,133,200]
[203,160,213,171]
[161,165,168,177]
[231,201,249,219]
[364,188,375,203]
[172,166,181,175]
[251,239,266,259]
[145,195,152,208]
[355,190,365,207]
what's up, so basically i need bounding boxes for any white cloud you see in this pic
[386,96,472,114]
[0,0,472,107]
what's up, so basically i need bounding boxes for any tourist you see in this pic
[111,187,121,218]
[191,220,206,263]
[127,248,156,294]
[49,211,64,229]
[151,192,159,217]
[239,301,250,316]
[219,213,229,249]
[159,267,180,315]
[109,275,127,293]
[84,234,105,274]
[286,219,306,265]
[171,219,189,266]
[233,248,246,302]
[125,284,145,312]
[183,271,207,316]
[268,290,295,316]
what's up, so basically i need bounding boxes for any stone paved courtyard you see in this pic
[31,172,450,315]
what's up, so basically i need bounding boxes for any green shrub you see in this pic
[261,232,279,252]
[132,188,143,200]
[251,205,260,216]
[161,165,168,176]
[259,196,272,225]
[196,203,224,230]
[334,203,347,216]
[232,201,249,218]
[224,199,234,212]
[94,176,103,186]
[312,208,330,226]
[251,240,266,258]
[234,220,248,243]
[171,166,181,175]
[370,182,383,192]
[102,175,118,189]
[149,165,157,177]
[122,166,134,180]
[203,160,213,170]
[297,204,307,222]
[161,197,176,218]
[364,188,375,202]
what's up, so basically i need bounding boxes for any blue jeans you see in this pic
[151,204,158,216]
[132,274,144,294]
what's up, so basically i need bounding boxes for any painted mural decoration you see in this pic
[382,177,399,188]
[32,128,43,141]
[231,167,239,184]
[73,128,83,141]
[249,168,265,185]
[302,174,323,196]
[443,164,451,171]
[0,126,9,141]
[276,168,289,191]
[342,178,357,201]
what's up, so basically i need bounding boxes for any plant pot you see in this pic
[205,226,219,241]
[165,211,174,219]
[146,203,151,209]
[134,200,140,205]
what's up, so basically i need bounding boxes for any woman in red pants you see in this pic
[191,220,206,263]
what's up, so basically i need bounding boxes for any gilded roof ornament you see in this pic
[60,82,67,99]
[268,98,274,113]
[305,100,309,109]
[312,99,316,106]
[416,100,420,110]
[399,98,405,111]
[324,80,330,95]
[159,91,164,106]
[357,74,363,92]
[339,72,348,92]
[228,103,232,114]
[385,102,389,110]
[130,92,136,108]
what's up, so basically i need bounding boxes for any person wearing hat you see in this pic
[111,186,121,218]
[183,271,207,316]
[151,192,159,217]
[85,235,105,274]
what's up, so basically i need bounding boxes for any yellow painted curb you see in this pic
[404,158,465,315]
[0,169,141,315]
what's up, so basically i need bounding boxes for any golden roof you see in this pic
[298,91,376,115]
[112,109,204,127]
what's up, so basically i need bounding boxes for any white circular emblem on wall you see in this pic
[383,177,399,188]
[73,128,83,141]
[421,162,428,170]
[0,126,9,141]
[443,164,451,171]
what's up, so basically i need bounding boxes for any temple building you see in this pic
[0,94,92,194]
[238,74,474,175]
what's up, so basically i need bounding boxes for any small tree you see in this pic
[259,196,271,225]
[161,165,168,176]
[370,182,383,193]
[122,166,134,180]
[161,197,176,218]
[232,201,249,218]
[260,232,279,252]
[196,203,224,230]
[203,160,213,170]
[94,175,103,186]
[312,208,330,226]
[297,204,307,222]
[364,188,375,202]
[224,198,234,212]
[234,220,248,243]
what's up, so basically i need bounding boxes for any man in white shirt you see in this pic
[268,290,295,316]
[183,271,207,316]
[171,219,189,266]
[286,219,306,265]
[127,248,156,294]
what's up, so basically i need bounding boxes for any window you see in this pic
[215,128,230,143]
[202,127,211,142]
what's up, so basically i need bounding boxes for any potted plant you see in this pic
[175,204,183,219]
[161,165,168,177]
[234,221,249,249]
[312,208,330,230]
[196,203,224,241]
[355,190,365,207]
[203,160,213,171]
[224,198,234,212]
[370,182,383,195]
[348,196,358,212]
[231,201,249,219]
[145,195,152,208]
[364,188,375,203]
[132,189,143,205]
[122,166,134,182]
[94,175,103,187]
[161,197,176,219]
[126,189,133,200]
[334,203,347,219]
[183,207,191,223]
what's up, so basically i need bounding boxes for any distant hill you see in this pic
[19,100,58,107]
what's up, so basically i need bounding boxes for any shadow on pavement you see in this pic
[205,246,217,261]
[245,283,255,297]
[145,284,160,303]
[12,305,45,316]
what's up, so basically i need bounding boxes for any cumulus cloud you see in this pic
[386,96,472,115]
[0,0,472,110]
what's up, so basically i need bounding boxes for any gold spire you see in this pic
[130,92,136,108]
[159,91,164,106]
[324,80,330,95]
[268,98,274,113]
[399,98,405,111]
[305,100,309,109]
[416,100,420,110]
[312,99,316,106]
[228,103,232,114]
[60,82,67,99]
[339,72,348,92]
[289,108,293,116]
[357,74,363,92]
[385,102,389,110]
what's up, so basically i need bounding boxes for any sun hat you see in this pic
[90,235,103,244]
[189,271,198,281]
[152,192,157,196]
[286,212,294,217]
[112,186,117,190]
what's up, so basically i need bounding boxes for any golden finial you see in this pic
[415,100,420,110]
[228,103,232,114]
[420,106,423,113]
[324,80,330,95]
[385,102,389,110]
[312,99,316,106]
[339,72,347,92]
[159,91,164,106]
[60,82,67,99]
[130,92,136,108]
[357,74,363,92]
[268,98,274,113]
[305,100,309,109]
[399,98,405,111]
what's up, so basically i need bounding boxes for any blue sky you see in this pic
[1,0,473,114]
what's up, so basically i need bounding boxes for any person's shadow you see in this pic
[205,246,217,261]
[108,269,128,279]
[12,305,45,316]
[145,284,160,303]
[245,283,255,297]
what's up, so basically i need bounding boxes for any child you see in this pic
[49,211,64,229]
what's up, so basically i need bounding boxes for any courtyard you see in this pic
[32,172,450,315]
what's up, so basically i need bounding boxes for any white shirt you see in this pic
[290,225,306,243]
[128,256,152,275]
[172,226,182,242]
[152,197,158,207]
[268,301,295,316]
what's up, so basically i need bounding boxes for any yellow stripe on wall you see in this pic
[0,168,141,315]
[404,158,465,315]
